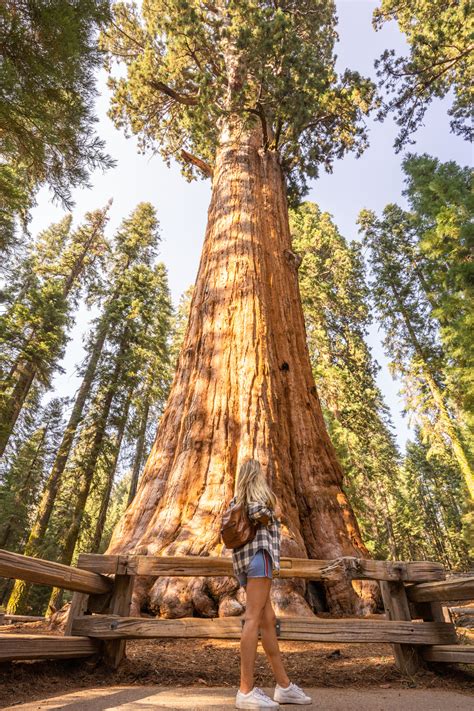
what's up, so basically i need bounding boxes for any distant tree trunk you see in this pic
[7,320,109,614]
[107,122,377,617]
[48,348,124,612]
[0,365,35,457]
[0,425,47,550]
[90,388,132,553]
[127,388,151,506]
[390,286,474,499]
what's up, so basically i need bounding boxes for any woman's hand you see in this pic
[273,501,282,521]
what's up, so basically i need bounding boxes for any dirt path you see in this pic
[3,685,474,710]
[1,624,473,708]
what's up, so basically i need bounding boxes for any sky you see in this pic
[29,0,470,451]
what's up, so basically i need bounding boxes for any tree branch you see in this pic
[181,149,213,177]
[245,103,270,149]
[147,80,199,106]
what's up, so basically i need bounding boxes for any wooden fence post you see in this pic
[411,600,451,624]
[380,580,423,675]
[101,556,134,669]
[64,592,89,636]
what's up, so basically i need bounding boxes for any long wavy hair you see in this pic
[235,458,277,509]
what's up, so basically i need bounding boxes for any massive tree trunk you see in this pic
[107,122,377,617]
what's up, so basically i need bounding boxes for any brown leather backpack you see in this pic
[220,501,257,549]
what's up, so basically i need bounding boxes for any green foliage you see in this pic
[102,0,376,198]
[291,200,471,566]
[0,207,110,384]
[3,203,173,614]
[402,154,474,426]
[0,206,111,456]
[358,153,473,428]
[0,164,31,254]
[169,285,194,370]
[0,0,114,214]
[0,398,65,553]
[394,431,470,567]
[373,0,473,149]
[48,203,173,564]
[290,202,402,559]
[358,154,473,504]
[0,217,72,377]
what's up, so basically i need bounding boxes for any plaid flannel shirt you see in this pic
[227,497,281,578]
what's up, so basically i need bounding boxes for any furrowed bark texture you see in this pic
[107,125,377,617]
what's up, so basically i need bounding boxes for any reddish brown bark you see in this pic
[107,122,377,617]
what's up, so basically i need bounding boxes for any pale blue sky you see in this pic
[30,0,470,451]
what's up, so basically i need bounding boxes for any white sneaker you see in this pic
[274,682,312,705]
[236,686,280,709]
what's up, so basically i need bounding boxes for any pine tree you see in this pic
[0,0,113,216]
[373,0,473,149]
[0,206,110,456]
[402,154,474,429]
[17,321,110,560]
[46,204,173,610]
[0,165,31,255]
[73,259,173,555]
[89,387,133,554]
[394,431,470,568]
[126,263,174,507]
[12,202,156,567]
[7,203,171,613]
[1,398,65,614]
[359,198,473,500]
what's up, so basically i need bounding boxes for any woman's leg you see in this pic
[259,597,290,688]
[240,576,272,693]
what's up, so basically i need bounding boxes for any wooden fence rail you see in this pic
[77,553,446,582]
[0,548,472,674]
[0,549,112,595]
[406,577,474,603]
[0,635,99,661]
[72,615,457,645]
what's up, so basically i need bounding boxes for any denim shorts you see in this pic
[237,549,273,588]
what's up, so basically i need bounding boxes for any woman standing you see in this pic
[229,458,312,709]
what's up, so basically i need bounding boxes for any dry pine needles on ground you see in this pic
[0,621,473,708]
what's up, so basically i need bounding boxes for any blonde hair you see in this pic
[235,458,277,509]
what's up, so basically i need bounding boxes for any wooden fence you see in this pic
[0,548,473,673]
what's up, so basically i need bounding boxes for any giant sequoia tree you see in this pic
[103,0,377,616]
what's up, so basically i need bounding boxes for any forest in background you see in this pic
[0,1,472,616]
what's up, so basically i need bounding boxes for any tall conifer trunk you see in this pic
[7,320,109,614]
[108,123,376,617]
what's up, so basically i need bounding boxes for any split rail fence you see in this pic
[0,548,473,673]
